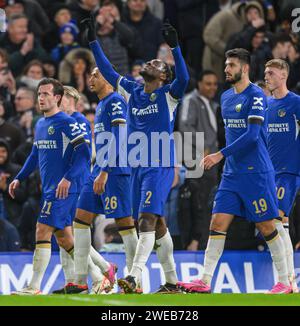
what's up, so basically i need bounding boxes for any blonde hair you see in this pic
[63,86,81,104]
[265,59,290,76]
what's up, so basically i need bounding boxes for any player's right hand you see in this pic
[80,13,97,42]
[93,171,108,195]
[8,179,20,199]
[56,178,71,199]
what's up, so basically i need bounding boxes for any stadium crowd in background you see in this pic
[0,0,300,253]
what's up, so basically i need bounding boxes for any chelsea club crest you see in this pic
[235,104,242,112]
[48,126,55,135]
[150,93,157,102]
[278,109,286,117]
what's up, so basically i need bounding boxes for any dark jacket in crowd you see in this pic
[0,139,27,226]
[0,119,25,153]
[99,21,143,75]
[22,0,50,39]
[0,219,20,251]
[122,7,164,62]
[0,33,49,77]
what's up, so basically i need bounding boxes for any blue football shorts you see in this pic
[77,174,132,219]
[212,171,279,223]
[131,167,174,219]
[38,193,78,230]
[275,173,300,216]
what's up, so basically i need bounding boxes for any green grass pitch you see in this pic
[0,294,300,306]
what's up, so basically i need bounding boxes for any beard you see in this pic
[227,69,242,84]
[140,69,157,82]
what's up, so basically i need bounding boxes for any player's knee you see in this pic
[73,217,91,230]
[75,209,94,225]
[256,220,275,237]
[35,224,52,242]
[210,219,226,233]
[138,213,157,232]
[155,218,167,239]
[115,216,135,228]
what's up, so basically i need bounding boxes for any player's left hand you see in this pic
[162,21,178,48]
[93,171,108,195]
[201,151,224,170]
[56,178,71,199]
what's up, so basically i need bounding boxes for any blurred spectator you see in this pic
[77,92,91,112]
[17,59,45,90]
[226,2,266,51]
[126,59,144,83]
[51,21,80,63]
[123,0,164,61]
[250,33,292,81]
[255,80,271,96]
[0,48,16,118]
[94,1,142,75]
[202,1,249,82]
[43,3,73,52]
[164,167,185,250]
[288,43,300,91]
[0,138,26,226]
[0,101,24,152]
[147,0,163,20]
[178,70,219,250]
[3,0,50,39]
[100,222,125,252]
[165,0,220,75]
[42,59,58,79]
[70,0,100,40]
[0,13,49,77]
[0,218,20,251]
[9,86,36,140]
[58,48,97,104]
[18,170,40,251]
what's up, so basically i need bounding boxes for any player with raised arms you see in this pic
[81,15,189,293]
[178,49,291,294]
[265,58,300,293]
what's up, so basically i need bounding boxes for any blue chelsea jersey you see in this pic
[71,111,92,189]
[221,83,273,174]
[267,92,300,176]
[93,91,130,176]
[34,111,84,194]
[117,77,180,168]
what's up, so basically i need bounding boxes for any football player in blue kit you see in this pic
[71,67,139,293]
[53,85,114,294]
[265,59,300,293]
[178,49,291,294]
[81,16,189,293]
[9,78,91,295]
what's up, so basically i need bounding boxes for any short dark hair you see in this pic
[225,48,251,65]
[37,78,64,106]
[270,33,292,50]
[197,70,217,82]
